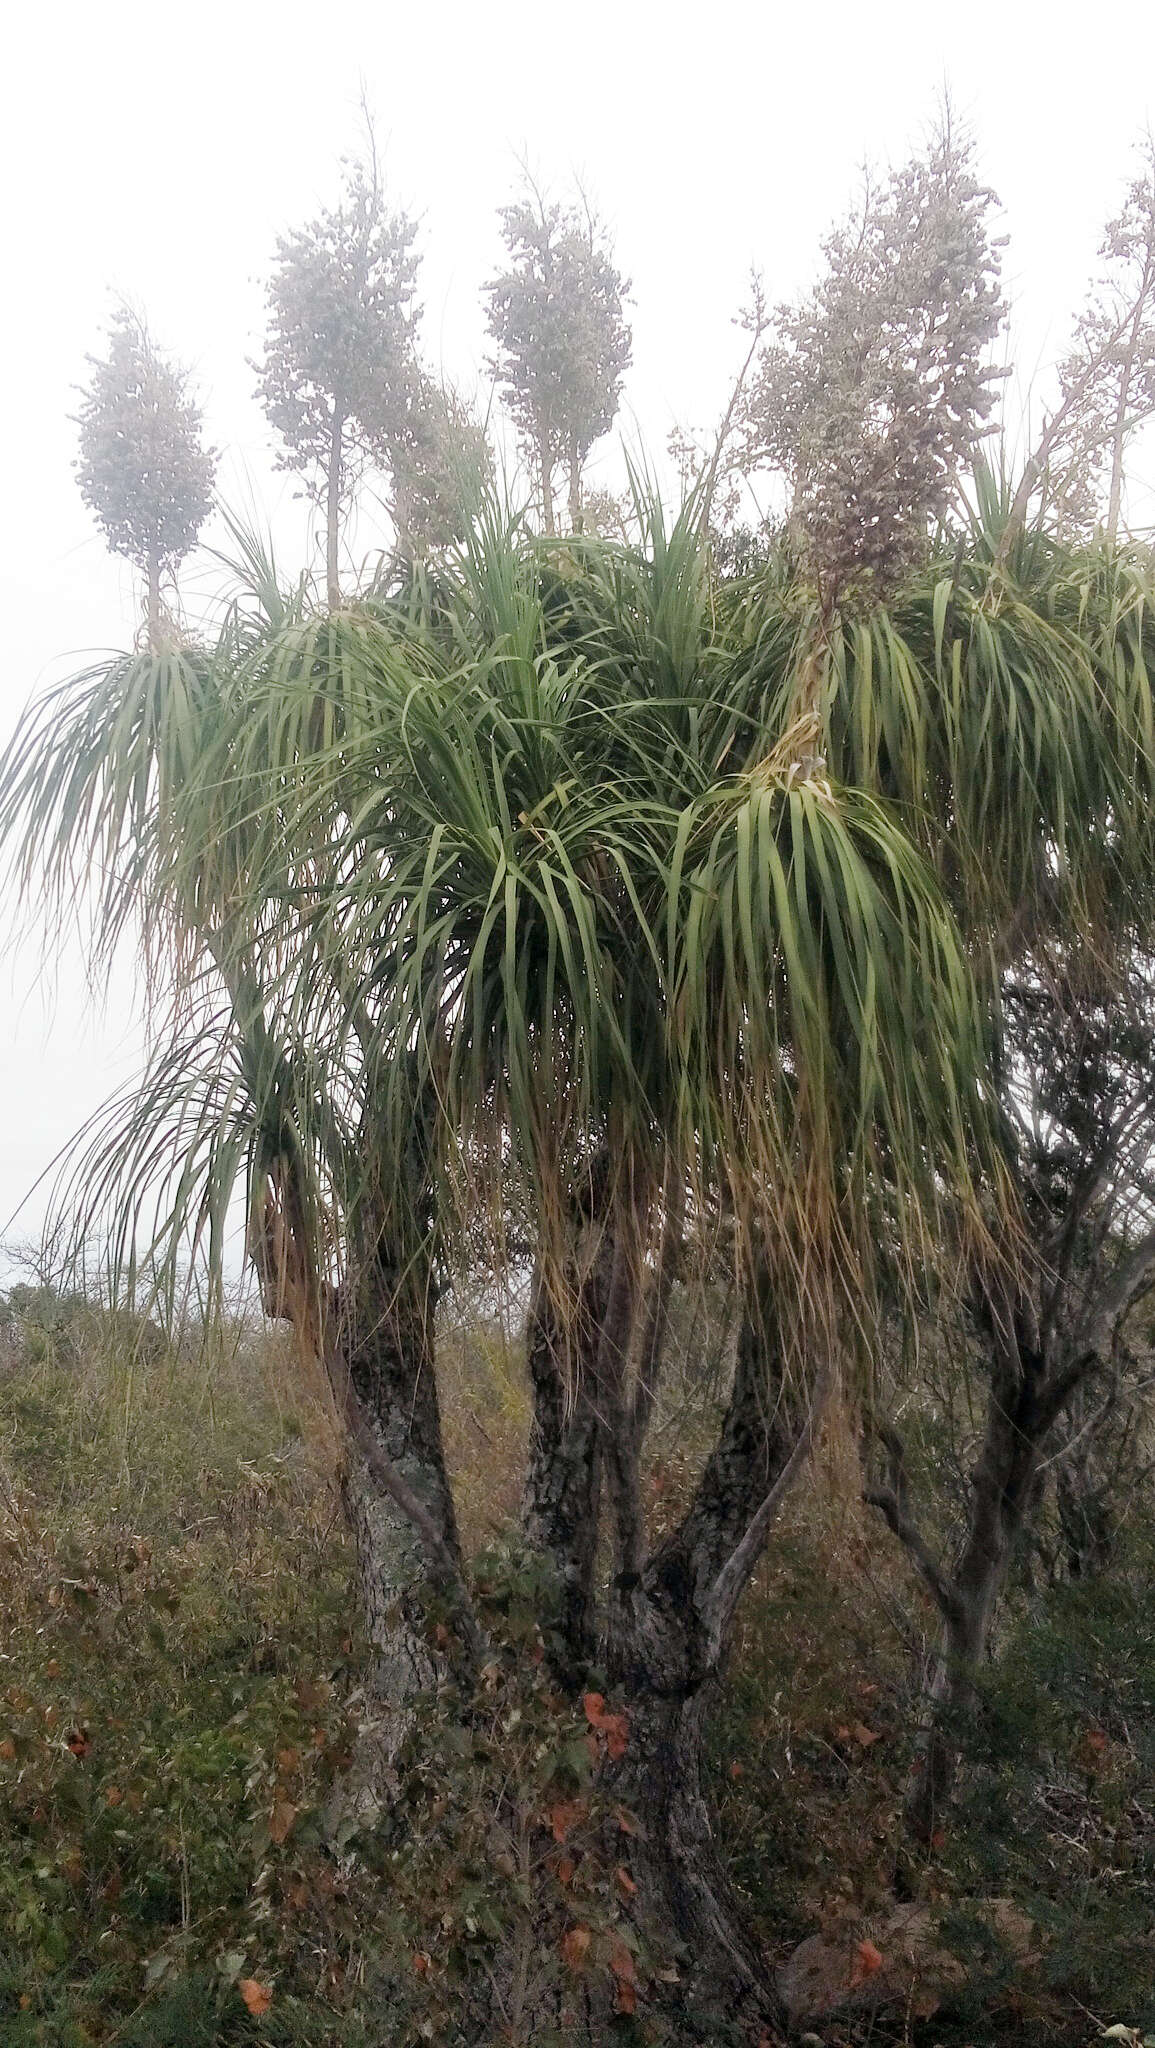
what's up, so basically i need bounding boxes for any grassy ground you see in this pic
[1,1304,1153,2046]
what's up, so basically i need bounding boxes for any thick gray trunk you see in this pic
[342,1244,461,1713]
[592,1286,819,2032]
[521,1256,607,1681]
[518,1243,817,2029]
[146,550,162,653]
[538,424,556,537]
[567,439,583,534]
[600,1684,781,2041]
[326,414,344,608]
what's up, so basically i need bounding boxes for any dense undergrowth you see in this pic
[1,1298,1153,2046]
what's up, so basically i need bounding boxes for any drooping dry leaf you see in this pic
[268,1799,297,1846]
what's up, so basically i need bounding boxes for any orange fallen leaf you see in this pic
[561,1924,592,1972]
[601,1711,629,1760]
[850,1938,885,1986]
[616,1975,637,2014]
[582,1691,629,1758]
[614,1864,638,1898]
[66,1728,91,1758]
[238,1978,273,2016]
[557,1854,576,1886]
[549,1798,584,1842]
[851,1721,880,1748]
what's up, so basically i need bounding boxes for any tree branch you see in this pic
[862,1420,961,1623]
[864,1484,962,1625]
[703,1366,833,1662]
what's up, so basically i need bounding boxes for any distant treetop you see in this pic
[75,307,216,642]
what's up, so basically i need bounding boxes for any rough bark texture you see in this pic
[521,1259,605,1679]
[567,437,583,533]
[537,423,556,536]
[602,1687,780,2044]
[598,1285,820,2036]
[518,1241,819,2034]
[326,411,344,608]
[146,549,161,653]
[342,1241,462,1711]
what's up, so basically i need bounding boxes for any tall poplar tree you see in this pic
[75,309,216,650]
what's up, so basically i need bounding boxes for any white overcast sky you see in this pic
[2,0,1154,1272]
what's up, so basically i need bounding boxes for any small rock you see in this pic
[777,1897,1037,2027]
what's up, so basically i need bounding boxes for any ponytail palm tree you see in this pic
[7,482,1141,2031]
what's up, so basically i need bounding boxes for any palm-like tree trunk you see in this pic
[521,1261,604,1680]
[537,421,556,537]
[326,412,344,608]
[340,1239,465,1739]
[567,436,583,534]
[519,1251,825,2033]
[146,548,162,653]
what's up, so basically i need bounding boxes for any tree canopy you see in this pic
[75,307,216,645]
[485,187,631,534]
[740,114,1007,594]
[254,141,422,600]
